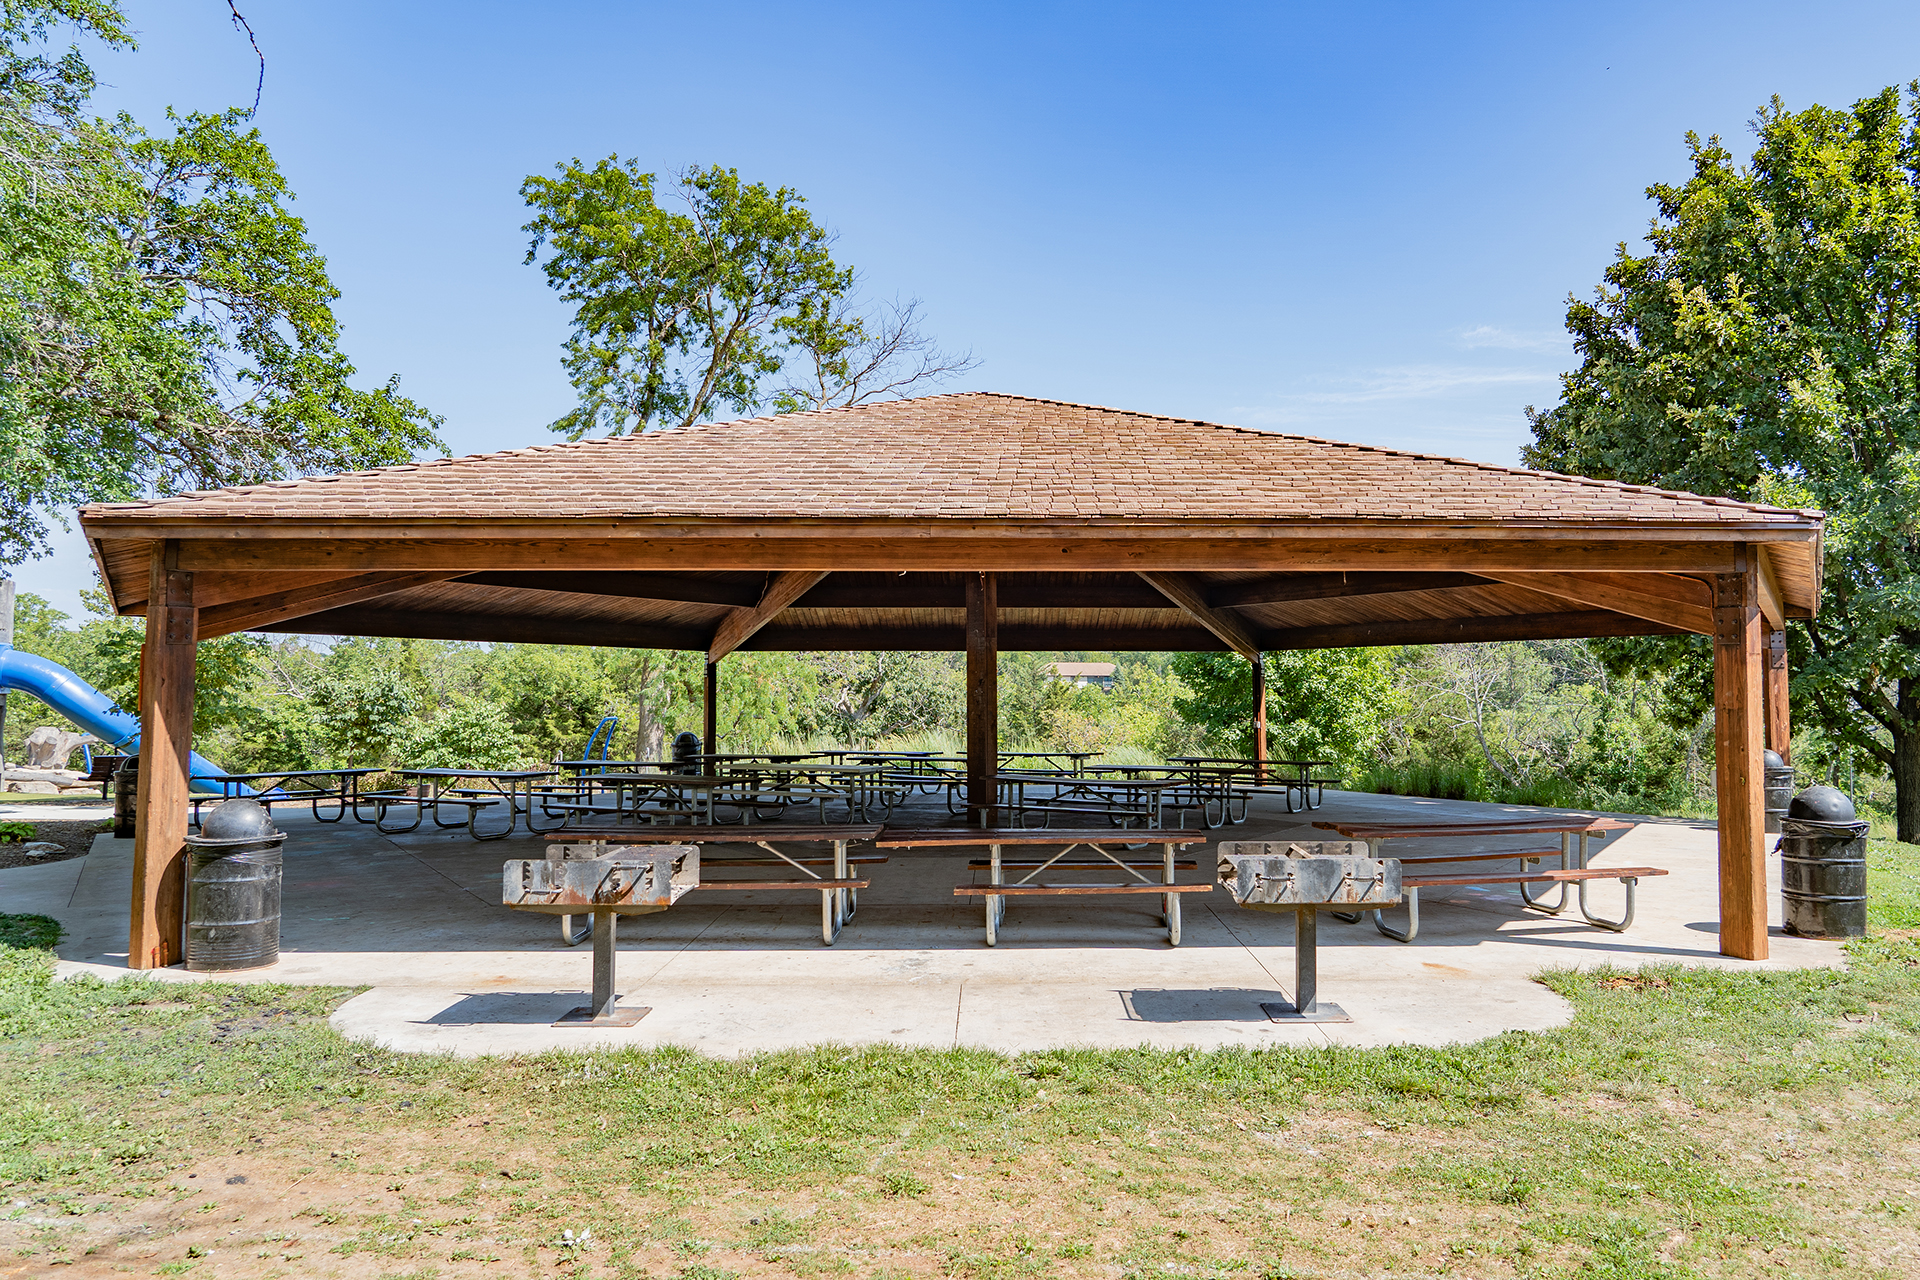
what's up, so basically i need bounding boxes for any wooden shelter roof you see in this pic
[79,393,1823,655]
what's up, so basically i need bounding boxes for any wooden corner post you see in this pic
[1251,653,1269,783]
[965,573,998,828]
[1713,567,1767,960]
[1765,628,1791,763]
[130,542,196,969]
[703,661,718,756]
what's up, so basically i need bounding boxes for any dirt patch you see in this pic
[0,818,108,870]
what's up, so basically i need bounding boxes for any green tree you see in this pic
[1523,85,1920,839]
[521,160,852,437]
[0,2,442,561]
[1171,648,1397,769]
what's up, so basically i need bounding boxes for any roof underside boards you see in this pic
[80,393,1823,646]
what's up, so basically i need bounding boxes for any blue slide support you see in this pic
[0,644,244,795]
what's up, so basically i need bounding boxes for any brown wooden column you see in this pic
[1713,567,1767,960]
[1764,628,1791,763]
[1251,653,1269,782]
[965,572,998,827]
[130,542,196,970]
[703,661,718,756]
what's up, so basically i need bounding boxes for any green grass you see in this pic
[3,854,1920,1277]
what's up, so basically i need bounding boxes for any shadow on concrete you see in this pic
[1119,988,1285,1023]
[419,992,585,1025]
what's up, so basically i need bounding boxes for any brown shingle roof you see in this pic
[80,392,1818,526]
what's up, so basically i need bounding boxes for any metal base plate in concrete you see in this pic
[1262,1000,1351,1024]
[553,1004,650,1028]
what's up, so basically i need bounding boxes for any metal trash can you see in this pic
[184,799,287,972]
[1763,750,1796,834]
[113,756,138,838]
[1777,785,1868,940]
[671,731,703,775]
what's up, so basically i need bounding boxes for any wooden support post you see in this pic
[1251,653,1268,783]
[130,542,196,970]
[1765,628,1791,764]
[966,572,998,828]
[1713,568,1767,960]
[703,661,718,757]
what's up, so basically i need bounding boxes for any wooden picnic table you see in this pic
[549,824,883,944]
[878,828,1212,946]
[989,771,1179,830]
[1311,814,1657,939]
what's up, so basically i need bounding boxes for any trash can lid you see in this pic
[1787,785,1856,822]
[200,798,281,842]
[1763,749,1786,770]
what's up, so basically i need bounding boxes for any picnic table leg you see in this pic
[1521,833,1572,913]
[1372,887,1421,942]
[1576,875,1641,932]
[560,914,591,946]
[1331,837,1377,924]
[985,843,1003,946]
[834,839,855,922]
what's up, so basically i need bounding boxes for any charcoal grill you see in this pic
[1218,841,1401,1023]
[502,844,697,1027]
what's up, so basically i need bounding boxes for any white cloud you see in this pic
[1456,325,1569,354]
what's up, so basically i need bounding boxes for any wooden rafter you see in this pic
[197,572,461,640]
[708,571,830,663]
[1477,571,1715,636]
[1137,572,1260,659]
[1209,572,1493,609]
[1756,549,1786,630]
[457,571,761,608]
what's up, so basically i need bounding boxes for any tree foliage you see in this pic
[0,1,442,561]
[1170,648,1398,769]
[522,159,972,436]
[1523,84,1920,839]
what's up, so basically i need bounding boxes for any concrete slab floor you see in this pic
[2,789,1845,1056]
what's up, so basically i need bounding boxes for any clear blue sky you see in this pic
[14,0,1920,616]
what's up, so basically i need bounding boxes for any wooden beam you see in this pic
[704,662,719,756]
[256,607,711,650]
[1261,609,1684,651]
[707,571,830,663]
[966,573,998,827]
[120,569,383,616]
[1252,654,1268,782]
[1766,628,1791,763]
[1756,548,1786,630]
[1137,572,1261,659]
[161,536,1761,576]
[457,571,762,607]
[130,544,194,970]
[1209,572,1492,608]
[1477,571,1715,635]
[746,624,1229,652]
[791,575,1176,610]
[197,572,459,639]
[1714,568,1768,960]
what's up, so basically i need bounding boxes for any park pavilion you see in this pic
[78,393,1823,969]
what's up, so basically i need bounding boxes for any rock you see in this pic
[22,727,100,770]
[18,842,62,857]
[4,780,60,794]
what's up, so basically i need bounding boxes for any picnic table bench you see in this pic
[1311,815,1660,940]
[548,824,883,944]
[877,828,1212,946]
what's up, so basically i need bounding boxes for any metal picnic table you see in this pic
[372,768,562,840]
[988,771,1178,829]
[188,767,386,826]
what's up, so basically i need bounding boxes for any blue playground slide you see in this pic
[0,643,242,795]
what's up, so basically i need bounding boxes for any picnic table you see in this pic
[368,768,561,840]
[723,762,901,823]
[1169,757,1338,811]
[988,771,1178,829]
[548,824,882,944]
[553,772,736,825]
[997,750,1101,775]
[878,828,1211,946]
[1311,815,1660,940]
[189,768,387,826]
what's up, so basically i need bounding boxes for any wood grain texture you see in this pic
[129,545,194,970]
[1477,571,1715,635]
[1138,571,1261,658]
[1766,628,1791,763]
[197,572,459,639]
[966,574,998,827]
[1714,568,1768,961]
[707,571,830,662]
[1209,571,1492,608]
[1757,548,1787,630]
